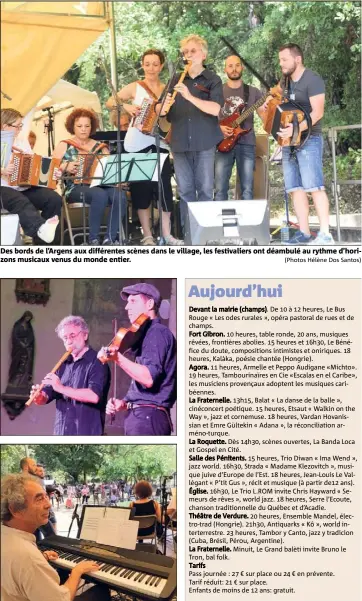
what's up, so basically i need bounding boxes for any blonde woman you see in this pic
[106,49,182,246]
[1,108,61,244]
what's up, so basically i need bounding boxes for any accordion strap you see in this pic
[62,139,107,153]
[136,80,159,101]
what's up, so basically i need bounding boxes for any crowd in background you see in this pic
[49,480,164,509]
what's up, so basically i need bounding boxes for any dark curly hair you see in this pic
[141,49,165,66]
[134,480,152,499]
[65,108,99,135]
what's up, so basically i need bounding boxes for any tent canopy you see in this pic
[1,2,109,115]
[25,79,103,156]
[34,79,102,116]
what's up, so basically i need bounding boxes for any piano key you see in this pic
[108,566,118,575]
[52,554,167,598]
[39,536,175,600]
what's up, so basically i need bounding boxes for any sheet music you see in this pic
[96,518,139,550]
[79,506,132,541]
[90,153,167,186]
[1,130,15,168]
[103,506,131,521]
[79,506,104,540]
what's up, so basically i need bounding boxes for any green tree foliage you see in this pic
[97,445,176,484]
[1,445,28,476]
[32,445,105,482]
[1,445,176,484]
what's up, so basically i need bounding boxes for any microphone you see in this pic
[178,51,189,67]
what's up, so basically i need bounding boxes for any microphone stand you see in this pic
[1,89,12,101]
[160,476,172,555]
[114,101,126,245]
[152,63,176,245]
[99,47,126,245]
[67,503,81,537]
[43,107,55,157]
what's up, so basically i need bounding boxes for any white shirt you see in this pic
[124,83,168,153]
[1,525,70,601]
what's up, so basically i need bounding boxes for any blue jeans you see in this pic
[214,143,255,200]
[124,407,171,435]
[172,148,215,227]
[282,135,325,193]
[68,185,126,241]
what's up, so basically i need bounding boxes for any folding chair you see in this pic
[60,196,90,245]
[132,514,158,554]
[169,511,177,554]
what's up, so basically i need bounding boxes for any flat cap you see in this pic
[120,283,162,309]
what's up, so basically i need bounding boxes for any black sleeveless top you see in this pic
[133,499,156,536]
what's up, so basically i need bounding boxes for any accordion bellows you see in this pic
[9,153,61,189]
[73,154,100,185]
[133,98,158,134]
[263,100,304,146]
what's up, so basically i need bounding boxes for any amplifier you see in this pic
[184,200,270,245]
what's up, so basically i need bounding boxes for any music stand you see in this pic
[91,153,164,186]
[76,504,136,538]
[67,503,81,537]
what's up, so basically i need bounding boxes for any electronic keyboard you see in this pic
[38,535,176,600]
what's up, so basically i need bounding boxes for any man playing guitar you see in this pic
[214,55,264,201]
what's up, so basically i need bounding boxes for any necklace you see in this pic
[289,79,298,99]
[290,68,305,98]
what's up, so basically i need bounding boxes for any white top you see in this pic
[1,525,70,601]
[124,83,168,152]
[1,137,32,190]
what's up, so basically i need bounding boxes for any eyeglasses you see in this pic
[62,331,82,343]
[9,123,23,130]
[182,48,202,56]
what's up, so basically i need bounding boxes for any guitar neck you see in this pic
[233,94,269,127]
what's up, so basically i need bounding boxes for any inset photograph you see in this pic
[1,279,177,436]
[1,443,177,600]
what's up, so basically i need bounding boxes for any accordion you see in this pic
[133,97,158,134]
[9,153,61,189]
[263,100,304,146]
[73,153,100,185]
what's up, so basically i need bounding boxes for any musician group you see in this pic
[1,37,334,245]
[28,283,177,436]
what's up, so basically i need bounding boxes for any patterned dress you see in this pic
[61,139,106,198]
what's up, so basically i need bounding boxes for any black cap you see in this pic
[120,283,162,309]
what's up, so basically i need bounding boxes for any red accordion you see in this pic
[133,97,158,135]
[62,140,108,185]
[73,154,101,185]
[9,153,61,189]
